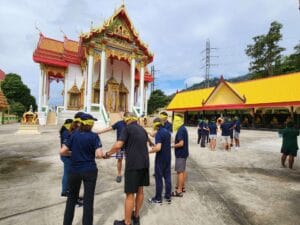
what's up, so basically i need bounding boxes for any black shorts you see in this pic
[124,168,150,193]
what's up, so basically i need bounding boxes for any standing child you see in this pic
[208,119,217,151]
[97,112,126,183]
[279,121,299,169]
[172,114,189,197]
[148,118,172,204]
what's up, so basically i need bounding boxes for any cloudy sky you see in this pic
[0,0,299,106]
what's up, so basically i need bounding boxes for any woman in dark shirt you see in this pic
[60,113,103,225]
[279,121,299,169]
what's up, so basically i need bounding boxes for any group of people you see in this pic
[59,111,189,225]
[197,116,241,151]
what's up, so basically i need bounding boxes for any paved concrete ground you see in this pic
[0,124,299,225]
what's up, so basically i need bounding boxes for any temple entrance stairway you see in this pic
[57,110,109,130]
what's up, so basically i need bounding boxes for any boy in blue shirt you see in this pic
[148,118,172,204]
[172,114,189,197]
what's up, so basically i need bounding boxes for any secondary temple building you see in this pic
[33,5,153,126]
[167,72,300,129]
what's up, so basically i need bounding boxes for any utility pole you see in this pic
[201,39,218,88]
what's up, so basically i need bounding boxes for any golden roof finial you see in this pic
[121,0,125,7]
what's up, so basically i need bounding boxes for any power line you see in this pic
[201,39,218,88]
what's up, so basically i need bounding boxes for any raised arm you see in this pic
[95,126,113,134]
[149,143,162,154]
[104,141,124,158]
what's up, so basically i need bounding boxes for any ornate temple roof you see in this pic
[33,34,83,67]
[0,90,8,109]
[80,5,153,62]
[167,72,300,111]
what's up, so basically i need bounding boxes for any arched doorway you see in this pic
[105,76,120,113]
[119,79,128,112]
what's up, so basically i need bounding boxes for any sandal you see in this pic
[175,186,186,193]
[171,190,183,197]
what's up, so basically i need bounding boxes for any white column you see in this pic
[63,73,68,110]
[87,54,94,113]
[99,50,106,107]
[38,70,43,112]
[130,58,136,112]
[140,65,145,115]
[43,72,47,107]
[83,76,87,111]
[145,86,148,116]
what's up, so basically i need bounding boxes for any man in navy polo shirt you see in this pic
[172,114,189,197]
[148,117,172,204]
[97,112,126,183]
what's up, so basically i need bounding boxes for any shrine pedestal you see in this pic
[15,124,41,135]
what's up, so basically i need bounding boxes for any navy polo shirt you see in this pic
[221,122,232,136]
[163,121,173,133]
[208,122,217,135]
[112,120,126,140]
[175,125,189,158]
[65,130,102,173]
[155,127,171,163]
[60,129,70,147]
[235,120,241,133]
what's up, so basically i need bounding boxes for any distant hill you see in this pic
[166,73,252,103]
[187,73,252,91]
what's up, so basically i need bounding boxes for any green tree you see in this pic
[10,102,26,118]
[1,73,37,114]
[245,21,285,78]
[147,89,169,115]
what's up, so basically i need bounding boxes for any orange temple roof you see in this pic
[33,33,83,67]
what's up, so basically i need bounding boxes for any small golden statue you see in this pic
[21,105,39,125]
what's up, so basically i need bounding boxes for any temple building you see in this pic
[33,4,153,126]
[167,72,300,129]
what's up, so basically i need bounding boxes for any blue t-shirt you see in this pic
[175,125,189,158]
[65,130,102,173]
[163,121,173,133]
[155,127,171,163]
[60,129,71,159]
[221,122,232,136]
[234,120,241,133]
[208,122,217,135]
[60,129,70,147]
[112,120,126,140]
